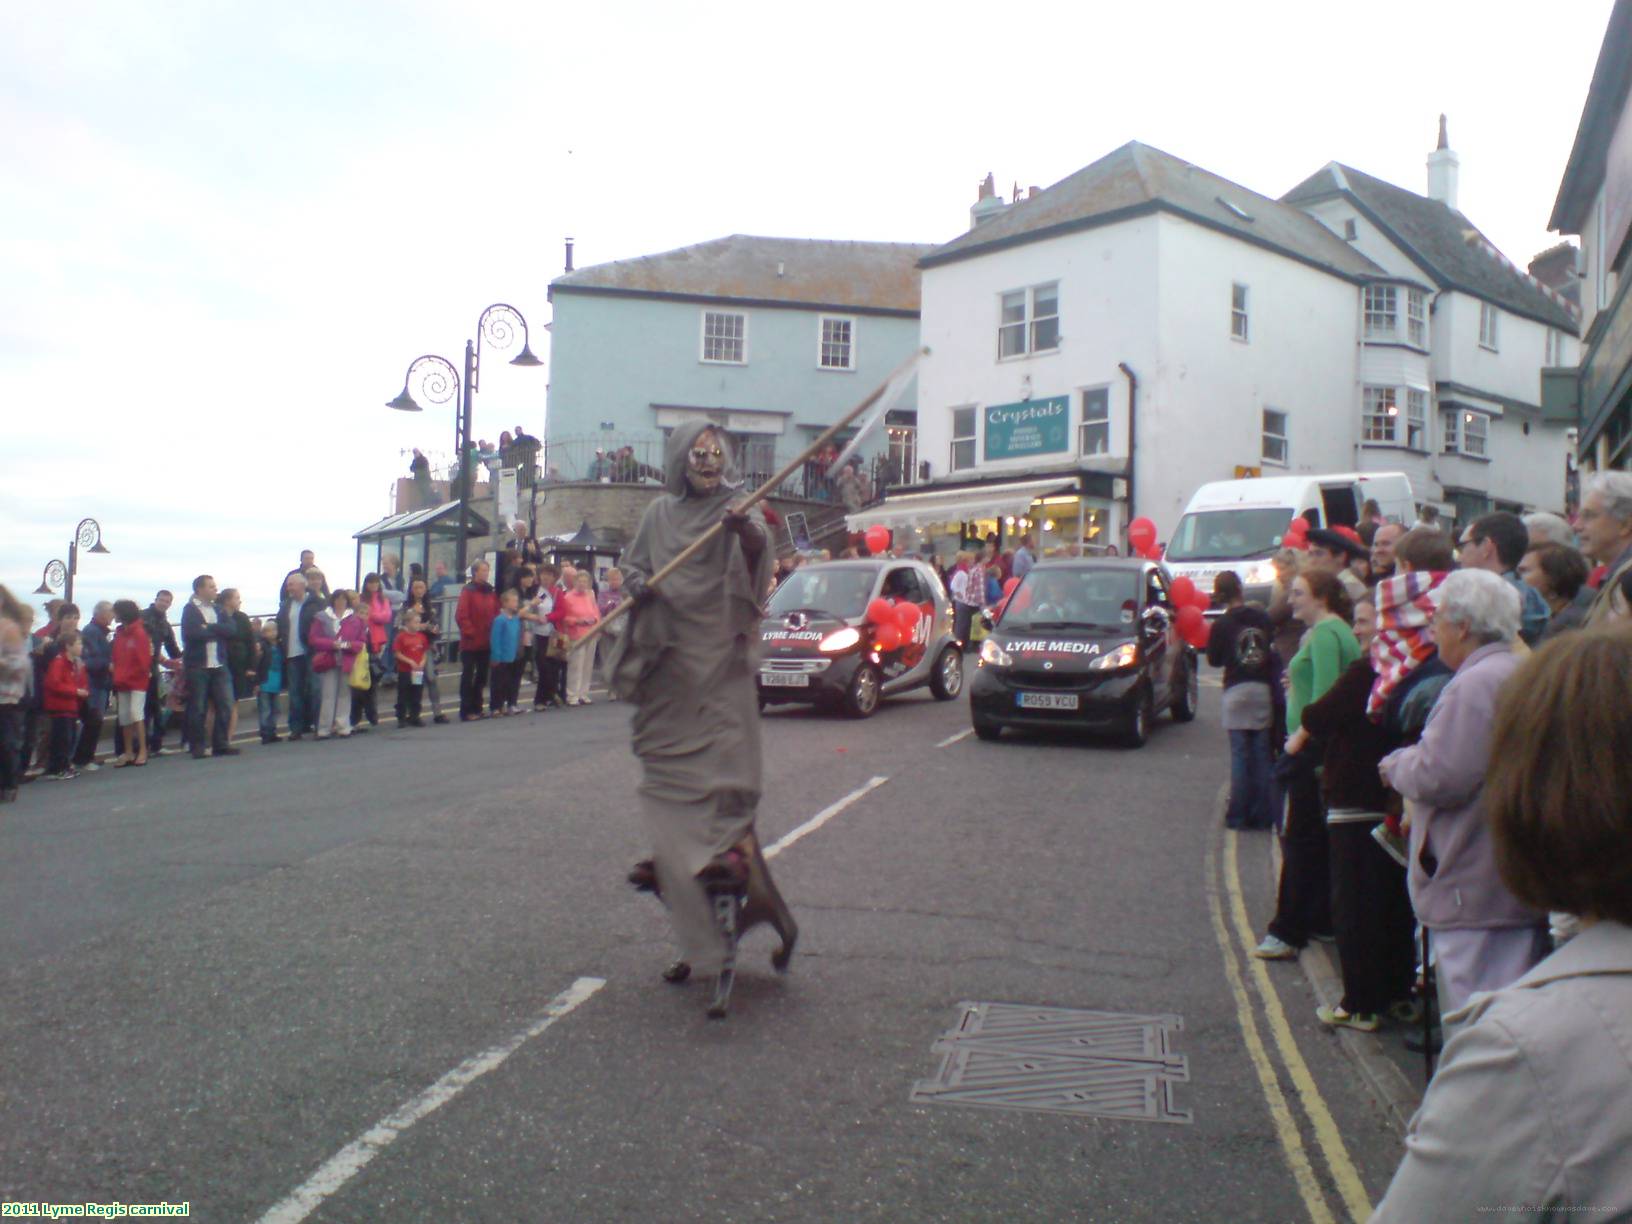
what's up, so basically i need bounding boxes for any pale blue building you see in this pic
[545,235,932,496]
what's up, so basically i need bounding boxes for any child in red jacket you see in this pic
[110,599,153,766]
[392,610,430,728]
[44,629,90,779]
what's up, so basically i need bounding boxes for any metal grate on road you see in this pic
[910,1002,1192,1124]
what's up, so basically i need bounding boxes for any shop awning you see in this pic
[847,477,1078,531]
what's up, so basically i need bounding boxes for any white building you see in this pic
[1284,118,1581,523]
[868,134,1578,553]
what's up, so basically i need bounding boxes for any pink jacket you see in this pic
[366,592,393,652]
[309,610,368,674]
[558,590,601,641]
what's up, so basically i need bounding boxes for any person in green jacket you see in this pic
[1256,567,1360,960]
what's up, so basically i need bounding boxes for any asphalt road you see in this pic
[1,676,1409,1222]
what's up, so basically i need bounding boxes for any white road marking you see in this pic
[257,976,606,1224]
[934,729,974,749]
[764,775,890,859]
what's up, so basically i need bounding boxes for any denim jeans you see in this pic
[257,688,282,740]
[1226,729,1276,829]
[0,704,23,791]
[72,688,108,766]
[184,665,234,755]
[284,653,312,735]
[47,715,78,774]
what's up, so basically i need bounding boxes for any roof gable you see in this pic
[549,235,935,315]
[1283,163,1579,332]
[919,142,1381,281]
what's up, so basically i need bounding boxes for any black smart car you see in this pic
[757,560,963,718]
[967,557,1198,747]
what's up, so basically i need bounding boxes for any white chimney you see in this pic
[970,171,1006,230]
[1427,114,1459,211]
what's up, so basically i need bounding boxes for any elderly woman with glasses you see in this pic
[1379,569,1548,1024]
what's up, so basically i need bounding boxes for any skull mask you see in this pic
[685,429,726,495]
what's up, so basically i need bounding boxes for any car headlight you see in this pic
[979,638,1013,667]
[818,626,862,653]
[1089,641,1140,671]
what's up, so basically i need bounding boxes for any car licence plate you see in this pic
[761,672,810,687]
[1017,692,1078,710]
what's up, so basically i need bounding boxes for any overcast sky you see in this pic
[1,0,1616,622]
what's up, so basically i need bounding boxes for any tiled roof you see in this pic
[1282,163,1578,332]
[549,235,936,315]
[920,142,1382,280]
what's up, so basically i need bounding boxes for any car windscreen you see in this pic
[1165,507,1296,561]
[766,569,875,621]
[998,569,1142,631]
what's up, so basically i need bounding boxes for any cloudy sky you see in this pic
[0,0,1615,622]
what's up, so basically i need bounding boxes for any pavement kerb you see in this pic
[87,664,608,752]
[1260,814,1422,1138]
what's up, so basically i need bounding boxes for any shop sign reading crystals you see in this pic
[983,396,1069,460]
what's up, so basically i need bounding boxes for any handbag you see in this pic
[546,632,568,661]
[348,646,372,690]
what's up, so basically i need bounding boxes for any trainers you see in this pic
[433,714,450,724]
[1316,1004,1380,1032]
[1253,935,1298,960]
[52,768,79,781]
[1310,931,1337,944]
[79,761,102,772]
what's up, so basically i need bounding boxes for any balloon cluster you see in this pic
[866,597,920,651]
[1128,517,1161,560]
[1284,516,1310,551]
[1166,575,1213,648]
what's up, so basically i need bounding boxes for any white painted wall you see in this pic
[1144,214,1361,534]
[916,217,1160,484]
[1433,291,1576,401]
[1300,196,1426,284]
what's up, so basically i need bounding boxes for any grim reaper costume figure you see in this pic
[612,421,798,1018]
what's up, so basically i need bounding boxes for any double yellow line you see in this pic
[1205,830,1374,1223]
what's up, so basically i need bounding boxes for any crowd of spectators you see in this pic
[0,530,631,803]
[1199,471,1632,1212]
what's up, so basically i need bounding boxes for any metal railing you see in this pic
[538,433,913,507]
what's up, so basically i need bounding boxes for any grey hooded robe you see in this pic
[610,421,773,973]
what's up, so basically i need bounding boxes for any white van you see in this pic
[1163,472,1415,607]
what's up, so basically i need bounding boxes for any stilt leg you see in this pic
[707,890,741,1020]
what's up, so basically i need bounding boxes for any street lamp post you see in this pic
[386,303,542,579]
[33,518,109,602]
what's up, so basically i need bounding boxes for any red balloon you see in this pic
[866,598,895,625]
[1128,517,1158,554]
[864,525,891,555]
[1141,544,1163,561]
[1169,576,1197,607]
[1175,604,1208,647]
[1189,587,1212,612]
[893,601,920,631]
[1286,517,1309,540]
[1002,576,1020,596]
[873,622,903,651]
